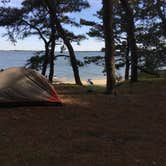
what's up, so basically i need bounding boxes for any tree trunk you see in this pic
[65,40,83,86]
[42,42,50,76]
[55,21,82,85]
[128,16,138,82]
[45,0,83,86]
[48,39,55,82]
[125,38,130,80]
[121,0,138,82]
[156,0,166,35]
[102,0,116,94]
[48,13,56,82]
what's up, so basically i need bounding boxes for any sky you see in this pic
[0,0,104,51]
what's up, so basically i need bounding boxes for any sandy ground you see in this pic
[62,79,106,85]
[0,79,166,166]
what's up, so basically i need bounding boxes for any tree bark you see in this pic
[65,40,83,86]
[48,40,55,82]
[121,0,138,82]
[102,0,116,94]
[125,38,130,80]
[42,42,50,76]
[55,20,83,85]
[48,14,56,82]
[156,0,166,35]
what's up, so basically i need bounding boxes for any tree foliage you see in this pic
[81,0,166,80]
[0,0,89,84]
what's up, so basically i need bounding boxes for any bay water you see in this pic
[0,51,124,82]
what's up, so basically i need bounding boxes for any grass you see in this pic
[0,73,166,166]
[138,70,166,79]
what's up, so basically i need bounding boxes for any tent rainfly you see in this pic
[0,67,61,107]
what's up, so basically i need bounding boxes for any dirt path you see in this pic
[0,82,166,166]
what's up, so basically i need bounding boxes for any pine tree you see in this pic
[135,0,166,72]
[80,2,131,81]
[102,0,116,94]
[0,0,90,84]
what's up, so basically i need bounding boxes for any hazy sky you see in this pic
[0,0,104,51]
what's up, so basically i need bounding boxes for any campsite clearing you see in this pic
[0,78,166,166]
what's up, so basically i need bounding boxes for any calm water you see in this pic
[0,51,124,81]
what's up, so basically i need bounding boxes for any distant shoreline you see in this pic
[0,50,101,52]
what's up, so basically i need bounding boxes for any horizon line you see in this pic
[0,49,101,52]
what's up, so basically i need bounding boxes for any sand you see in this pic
[61,79,106,85]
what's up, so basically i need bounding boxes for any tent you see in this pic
[0,67,61,107]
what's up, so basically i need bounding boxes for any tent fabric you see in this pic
[0,67,61,106]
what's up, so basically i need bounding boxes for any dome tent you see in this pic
[0,67,61,107]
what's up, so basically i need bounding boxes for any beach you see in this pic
[60,78,106,86]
